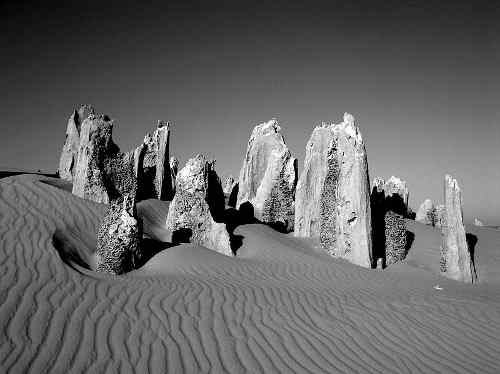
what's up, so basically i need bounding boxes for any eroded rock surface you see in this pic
[58,104,95,181]
[384,211,407,265]
[96,194,143,274]
[166,155,232,256]
[294,113,372,267]
[434,204,446,229]
[416,199,435,226]
[170,156,179,197]
[135,121,173,201]
[237,119,297,231]
[474,218,484,227]
[440,175,475,283]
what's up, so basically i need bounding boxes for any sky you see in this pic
[1,0,499,223]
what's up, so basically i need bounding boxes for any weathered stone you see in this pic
[474,218,484,227]
[170,156,179,197]
[58,104,95,181]
[223,175,236,195]
[416,199,435,225]
[384,176,409,211]
[295,113,372,267]
[434,204,446,228]
[384,211,407,265]
[166,155,232,256]
[96,194,143,274]
[440,175,475,282]
[236,119,297,231]
[135,121,173,201]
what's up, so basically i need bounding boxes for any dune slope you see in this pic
[1,175,500,373]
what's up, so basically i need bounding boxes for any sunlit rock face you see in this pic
[416,199,435,225]
[440,175,475,283]
[58,104,95,181]
[434,204,446,228]
[134,121,173,201]
[170,156,179,197]
[295,113,372,268]
[474,218,484,227]
[237,119,297,231]
[166,155,232,256]
[96,194,143,275]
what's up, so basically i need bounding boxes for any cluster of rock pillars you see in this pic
[58,105,476,283]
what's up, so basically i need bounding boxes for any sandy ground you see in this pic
[1,175,500,373]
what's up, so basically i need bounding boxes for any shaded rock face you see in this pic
[166,155,232,256]
[135,121,173,201]
[440,175,475,283]
[295,113,372,267]
[416,199,435,226]
[384,211,407,265]
[237,119,297,231]
[58,104,95,181]
[170,156,179,197]
[384,176,409,214]
[72,115,136,204]
[96,194,142,274]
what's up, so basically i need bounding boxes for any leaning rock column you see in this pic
[58,104,95,181]
[236,119,297,231]
[166,155,232,256]
[440,175,475,282]
[295,113,372,267]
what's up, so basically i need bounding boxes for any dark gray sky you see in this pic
[1,0,499,223]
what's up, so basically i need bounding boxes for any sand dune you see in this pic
[1,175,500,373]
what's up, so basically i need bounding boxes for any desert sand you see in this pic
[1,174,500,373]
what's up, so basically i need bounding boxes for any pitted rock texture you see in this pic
[440,175,475,283]
[166,155,232,256]
[58,104,95,181]
[435,204,446,228]
[384,211,407,265]
[223,175,236,195]
[371,176,409,216]
[236,119,297,231]
[135,121,173,201]
[72,114,137,204]
[416,199,435,226]
[295,113,372,267]
[96,194,143,274]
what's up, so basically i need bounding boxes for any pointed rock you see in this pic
[223,175,236,195]
[96,194,143,274]
[58,104,95,181]
[416,199,435,225]
[166,155,232,256]
[135,121,173,201]
[440,175,475,282]
[237,119,297,231]
[295,113,372,267]
[170,156,179,197]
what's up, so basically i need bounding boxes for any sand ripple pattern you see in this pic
[1,175,500,373]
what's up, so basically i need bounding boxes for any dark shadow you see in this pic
[227,183,239,208]
[266,221,292,234]
[405,230,415,256]
[134,238,176,268]
[466,232,478,279]
[40,178,73,192]
[172,228,193,244]
[206,169,226,222]
[52,230,91,271]
[370,186,386,268]
[221,201,259,254]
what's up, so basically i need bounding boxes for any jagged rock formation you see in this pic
[166,155,232,256]
[435,204,446,228]
[72,114,137,204]
[440,175,475,283]
[170,156,179,197]
[295,113,372,267]
[58,104,95,181]
[237,119,297,231]
[135,121,173,201]
[384,211,407,265]
[372,176,409,217]
[416,199,435,225]
[474,218,484,227]
[96,194,143,274]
